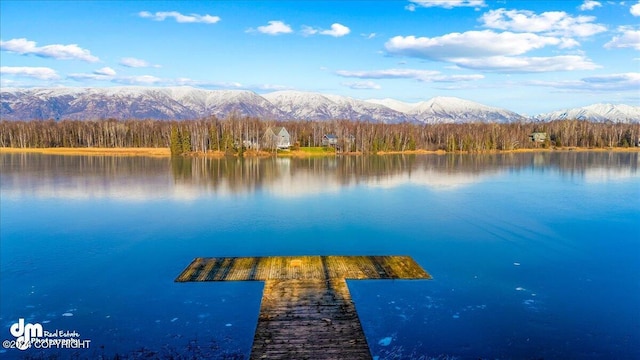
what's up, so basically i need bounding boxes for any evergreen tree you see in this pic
[170,126,182,156]
[181,128,192,154]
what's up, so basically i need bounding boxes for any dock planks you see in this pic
[176,255,431,282]
[176,256,431,359]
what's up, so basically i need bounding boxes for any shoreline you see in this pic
[0,147,171,157]
[1,146,638,157]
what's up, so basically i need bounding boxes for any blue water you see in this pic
[1,152,639,359]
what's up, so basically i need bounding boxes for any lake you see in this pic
[1,151,639,359]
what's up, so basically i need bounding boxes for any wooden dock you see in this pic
[176,256,431,359]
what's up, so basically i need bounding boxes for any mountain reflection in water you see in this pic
[1,152,637,200]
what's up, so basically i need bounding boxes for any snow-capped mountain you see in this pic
[263,91,413,122]
[2,86,638,123]
[365,98,419,114]
[0,86,522,123]
[368,96,527,124]
[536,103,640,123]
[0,87,286,121]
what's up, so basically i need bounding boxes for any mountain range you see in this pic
[1,86,638,123]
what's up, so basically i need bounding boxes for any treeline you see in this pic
[1,117,638,153]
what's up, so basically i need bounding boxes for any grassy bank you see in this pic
[0,147,171,157]
[1,146,638,157]
[279,146,337,157]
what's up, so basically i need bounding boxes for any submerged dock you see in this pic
[176,256,431,359]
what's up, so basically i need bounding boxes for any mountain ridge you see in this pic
[1,86,638,123]
[535,103,640,122]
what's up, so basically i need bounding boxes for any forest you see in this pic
[1,116,638,155]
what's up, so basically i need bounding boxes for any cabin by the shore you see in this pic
[264,127,291,150]
[322,134,356,152]
[529,132,548,143]
[322,134,338,147]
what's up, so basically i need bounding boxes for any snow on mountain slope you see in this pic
[265,91,411,123]
[536,108,604,122]
[323,94,413,123]
[583,104,640,122]
[408,96,527,124]
[263,91,337,120]
[0,87,283,120]
[193,89,285,119]
[365,98,418,113]
[536,103,640,122]
[2,86,637,123]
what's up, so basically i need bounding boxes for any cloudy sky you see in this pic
[1,0,638,114]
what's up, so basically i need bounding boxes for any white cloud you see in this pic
[65,72,246,89]
[407,0,486,9]
[255,84,291,91]
[112,75,162,85]
[433,74,485,82]
[337,68,440,80]
[0,38,99,62]
[119,57,160,68]
[579,0,602,10]
[336,68,484,82]
[631,1,640,16]
[301,26,318,36]
[0,79,19,88]
[0,66,59,80]
[67,73,106,81]
[94,67,116,76]
[175,78,244,88]
[68,67,117,81]
[385,31,571,59]
[362,33,377,39]
[480,9,607,37]
[383,30,599,73]
[530,72,640,91]
[138,11,220,24]
[452,55,599,72]
[302,23,351,37]
[582,72,640,86]
[341,81,382,89]
[320,23,351,37]
[252,21,293,35]
[605,27,640,50]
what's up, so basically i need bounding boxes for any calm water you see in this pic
[1,152,639,359]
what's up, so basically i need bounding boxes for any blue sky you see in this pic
[0,0,638,114]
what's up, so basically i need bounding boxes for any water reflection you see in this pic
[1,152,637,200]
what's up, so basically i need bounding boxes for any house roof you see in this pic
[266,127,289,136]
[323,134,338,139]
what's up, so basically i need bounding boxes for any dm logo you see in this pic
[10,318,43,350]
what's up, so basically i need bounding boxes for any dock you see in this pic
[176,256,431,359]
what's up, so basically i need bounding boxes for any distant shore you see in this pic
[1,146,639,157]
[0,147,171,157]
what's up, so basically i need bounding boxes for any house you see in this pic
[264,127,291,149]
[322,134,338,147]
[529,132,548,143]
[322,134,356,152]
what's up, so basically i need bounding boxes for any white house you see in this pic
[264,127,291,149]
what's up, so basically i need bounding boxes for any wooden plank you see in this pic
[175,257,203,282]
[175,255,431,360]
[176,256,431,282]
[250,278,372,360]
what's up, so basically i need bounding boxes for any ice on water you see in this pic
[378,336,392,346]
